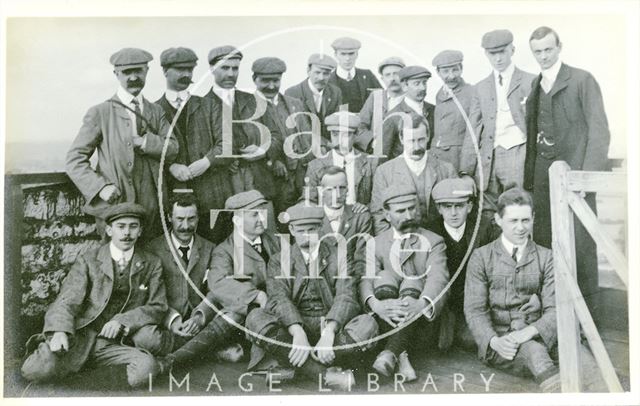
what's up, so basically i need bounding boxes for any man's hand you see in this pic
[288,324,311,367]
[49,332,69,353]
[313,329,336,365]
[228,160,240,174]
[240,145,266,161]
[99,320,123,340]
[368,297,408,327]
[352,202,369,214]
[402,296,428,321]
[254,291,268,309]
[170,316,184,335]
[188,157,211,178]
[490,335,519,360]
[509,326,539,345]
[181,314,205,336]
[170,163,192,182]
[272,160,287,178]
[132,134,145,148]
[99,184,120,204]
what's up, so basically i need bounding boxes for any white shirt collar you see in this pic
[336,66,356,80]
[388,94,404,109]
[109,242,134,262]
[494,63,516,85]
[212,84,235,103]
[541,59,563,84]
[403,97,424,116]
[331,149,356,163]
[307,78,324,96]
[403,150,428,176]
[392,228,412,241]
[255,90,279,106]
[323,205,344,221]
[444,222,466,242]
[117,86,143,108]
[237,229,262,247]
[299,247,319,264]
[171,232,194,251]
[165,89,190,105]
[501,234,527,262]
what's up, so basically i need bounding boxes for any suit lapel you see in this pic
[353,154,365,192]
[507,68,522,98]
[130,250,146,276]
[98,245,115,280]
[111,94,132,121]
[340,205,354,235]
[301,81,319,113]
[186,237,201,275]
[549,63,571,97]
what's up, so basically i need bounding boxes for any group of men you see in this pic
[20,25,610,392]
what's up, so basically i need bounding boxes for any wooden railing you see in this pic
[549,161,627,392]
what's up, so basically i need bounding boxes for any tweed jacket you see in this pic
[464,238,556,361]
[319,204,373,260]
[381,99,436,164]
[432,82,475,149]
[355,89,402,153]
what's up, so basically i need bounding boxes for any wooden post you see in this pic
[549,161,582,392]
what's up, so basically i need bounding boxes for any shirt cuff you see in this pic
[140,134,148,151]
[422,296,435,320]
[167,313,181,330]
[364,295,375,311]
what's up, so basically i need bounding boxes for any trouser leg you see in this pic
[91,338,159,388]
[21,341,64,382]
[488,339,558,383]
[130,325,173,356]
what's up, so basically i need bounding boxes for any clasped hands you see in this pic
[368,296,429,328]
[287,321,338,367]
[489,326,539,360]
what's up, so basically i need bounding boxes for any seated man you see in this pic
[147,192,242,370]
[21,203,169,388]
[358,183,449,381]
[245,204,378,390]
[426,178,499,350]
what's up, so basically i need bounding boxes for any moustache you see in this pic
[398,219,418,232]
[120,238,134,242]
[178,77,193,85]
[411,148,426,156]
[176,228,195,234]
[127,79,144,88]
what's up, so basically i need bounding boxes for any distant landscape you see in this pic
[5,142,72,174]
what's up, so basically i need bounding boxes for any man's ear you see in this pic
[105,224,113,238]
[494,212,502,228]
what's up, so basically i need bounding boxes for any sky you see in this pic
[4,12,631,172]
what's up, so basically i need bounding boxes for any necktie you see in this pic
[498,74,504,87]
[179,246,189,264]
[131,98,143,135]
[252,242,270,263]
[314,94,322,112]
[117,256,128,277]
[511,247,518,263]
[346,71,353,81]
[175,96,183,110]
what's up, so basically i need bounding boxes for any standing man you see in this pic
[251,57,313,214]
[147,193,242,370]
[426,178,498,350]
[431,50,475,172]
[355,57,406,153]
[304,111,375,208]
[66,48,177,239]
[21,203,169,388]
[245,204,378,389]
[359,184,449,380]
[381,66,435,162]
[285,53,342,148]
[524,26,610,309]
[460,30,535,223]
[371,114,457,234]
[328,37,382,113]
[156,47,234,242]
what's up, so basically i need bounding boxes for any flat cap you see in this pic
[432,178,476,203]
[281,204,325,225]
[432,50,464,68]
[481,29,514,50]
[103,202,147,223]
[308,53,337,70]
[109,48,153,68]
[381,183,418,207]
[160,47,198,68]
[331,37,361,51]
[378,56,406,74]
[325,111,360,132]
[208,45,243,65]
[225,190,268,210]
[398,65,432,82]
[252,57,287,75]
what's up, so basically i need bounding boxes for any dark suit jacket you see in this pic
[328,67,382,112]
[319,205,373,261]
[381,99,435,163]
[146,234,217,327]
[304,150,376,205]
[284,79,343,143]
[523,63,611,190]
[207,232,280,316]
[460,67,535,190]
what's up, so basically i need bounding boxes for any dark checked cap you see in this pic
[398,65,432,82]
[251,57,287,75]
[103,202,147,224]
[325,111,360,132]
[378,56,406,74]
[109,48,153,68]
[432,178,476,203]
[381,183,418,207]
[331,36,362,51]
[432,50,464,68]
[481,29,514,50]
[160,47,198,68]
[308,53,337,70]
[208,45,243,65]
[224,190,268,210]
[281,204,325,225]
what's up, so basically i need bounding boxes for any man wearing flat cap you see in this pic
[460,29,535,224]
[371,113,457,234]
[381,65,436,163]
[156,47,234,243]
[251,57,314,216]
[285,53,343,148]
[304,111,375,209]
[22,203,170,387]
[66,48,177,239]
[245,203,378,389]
[328,36,382,114]
[358,182,449,381]
[431,50,475,172]
[355,56,406,153]
[426,178,498,351]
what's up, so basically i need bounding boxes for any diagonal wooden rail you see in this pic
[549,161,627,393]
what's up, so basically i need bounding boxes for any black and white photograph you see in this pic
[1,0,638,404]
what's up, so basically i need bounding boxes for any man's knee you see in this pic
[341,313,379,351]
[125,353,158,388]
[131,325,173,355]
[21,342,60,382]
